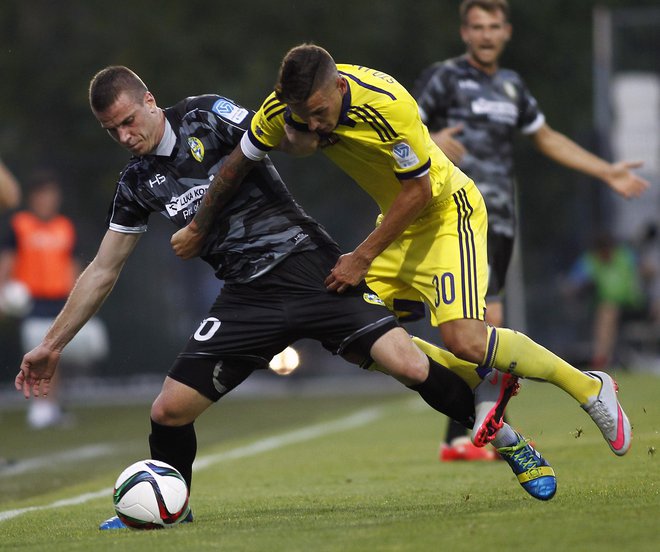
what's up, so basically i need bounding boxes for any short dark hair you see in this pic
[459,0,510,23]
[88,66,148,113]
[275,43,338,104]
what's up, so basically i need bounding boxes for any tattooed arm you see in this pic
[171,145,255,259]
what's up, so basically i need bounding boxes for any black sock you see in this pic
[408,357,475,429]
[445,418,469,444]
[149,419,197,490]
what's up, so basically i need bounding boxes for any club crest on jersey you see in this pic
[503,81,518,101]
[363,293,385,306]
[392,142,419,169]
[212,98,249,124]
[188,137,204,162]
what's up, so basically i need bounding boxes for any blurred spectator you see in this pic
[563,232,645,371]
[0,170,108,428]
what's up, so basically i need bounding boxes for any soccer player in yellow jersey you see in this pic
[171,44,632,460]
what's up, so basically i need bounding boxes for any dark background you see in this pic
[1,0,658,380]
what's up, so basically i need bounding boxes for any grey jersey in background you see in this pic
[414,56,545,237]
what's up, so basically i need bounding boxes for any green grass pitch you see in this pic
[1,371,659,551]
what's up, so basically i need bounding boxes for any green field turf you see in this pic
[1,371,659,551]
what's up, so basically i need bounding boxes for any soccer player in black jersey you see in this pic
[414,0,649,461]
[14,66,547,529]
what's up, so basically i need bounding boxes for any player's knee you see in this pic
[150,395,188,426]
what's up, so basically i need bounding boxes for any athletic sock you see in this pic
[149,419,197,490]
[445,418,470,444]
[483,326,600,404]
[490,422,518,448]
[408,357,476,429]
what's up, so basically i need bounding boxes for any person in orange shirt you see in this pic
[0,171,80,428]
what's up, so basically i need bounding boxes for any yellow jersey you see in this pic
[241,64,471,216]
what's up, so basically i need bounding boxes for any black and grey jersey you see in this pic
[106,94,338,283]
[414,56,544,237]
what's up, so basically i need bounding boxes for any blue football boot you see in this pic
[99,509,193,530]
[497,433,557,500]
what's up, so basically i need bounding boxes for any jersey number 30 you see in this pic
[433,273,455,306]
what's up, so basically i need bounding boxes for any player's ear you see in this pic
[504,22,512,42]
[459,23,470,45]
[144,91,157,109]
[337,76,347,94]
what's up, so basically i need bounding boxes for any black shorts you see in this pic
[486,232,514,300]
[168,250,399,401]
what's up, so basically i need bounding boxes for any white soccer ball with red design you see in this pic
[113,459,190,529]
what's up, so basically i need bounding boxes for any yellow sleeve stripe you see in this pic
[265,105,286,121]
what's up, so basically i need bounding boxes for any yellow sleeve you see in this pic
[386,95,432,180]
[248,92,287,150]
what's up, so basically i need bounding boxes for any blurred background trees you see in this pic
[0,0,657,378]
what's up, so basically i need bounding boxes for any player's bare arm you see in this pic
[326,174,433,293]
[532,123,650,198]
[15,230,139,399]
[171,146,255,259]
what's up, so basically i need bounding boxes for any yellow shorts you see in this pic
[366,181,488,326]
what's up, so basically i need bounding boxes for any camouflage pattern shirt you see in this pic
[414,56,545,237]
[106,94,338,283]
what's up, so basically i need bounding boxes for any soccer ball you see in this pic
[113,459,190,529]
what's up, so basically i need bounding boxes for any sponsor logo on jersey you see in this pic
[458,79,480,90]
[392,142,419,169]
[188,137,205,162]
[148,173,166,188]
[212,99,249,124]
[165,184,209,217]
[471,98,518,124]
[363,292,385,306]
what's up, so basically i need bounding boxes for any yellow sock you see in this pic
[410,336,482,390]
[484,326,600,404]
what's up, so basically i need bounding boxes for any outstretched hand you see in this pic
[15,344,61,399]
[606,160,650,199]
[171,223,204,260]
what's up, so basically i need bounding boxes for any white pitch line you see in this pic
[193,405,383,470]
[0,404,387,524]
[0,444,115,478]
